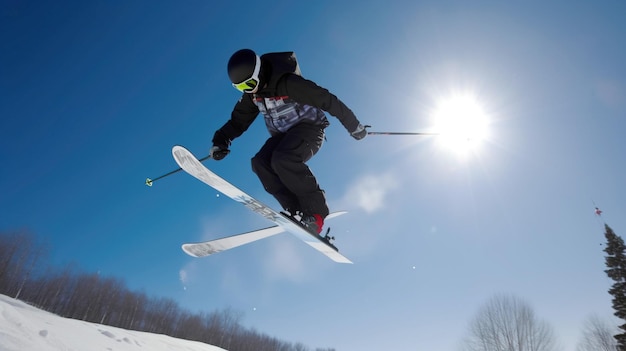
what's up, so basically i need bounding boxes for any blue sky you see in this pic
[2,1,626,350]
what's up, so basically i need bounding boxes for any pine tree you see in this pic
[603,223,626,350]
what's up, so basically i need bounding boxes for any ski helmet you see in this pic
[228,49,261,93]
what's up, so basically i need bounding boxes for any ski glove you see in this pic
[350,124,369,140]
[210,145,230,161]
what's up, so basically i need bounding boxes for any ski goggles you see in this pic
[232,55,261,93]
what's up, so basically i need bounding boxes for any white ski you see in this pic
[173,145,352,264]
[182,226,283,258]
[182,211,347,258]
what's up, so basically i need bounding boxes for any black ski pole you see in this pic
[363,125,439,136]
[367,131,440,136]
[145,154,211,187]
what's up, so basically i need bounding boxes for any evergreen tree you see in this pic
[603,223,626,350]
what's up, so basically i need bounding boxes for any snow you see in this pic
[0,294,226,351]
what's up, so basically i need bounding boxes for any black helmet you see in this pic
[227,49,261,93]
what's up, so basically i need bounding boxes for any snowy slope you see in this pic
[0,294,226,351]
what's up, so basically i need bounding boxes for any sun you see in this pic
[431,93,489,156]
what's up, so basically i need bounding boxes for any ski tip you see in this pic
[181,244,202,258]
[172,145,189,156]
[327,211,348,219]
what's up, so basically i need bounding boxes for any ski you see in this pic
[182,226,283,258]
[173,145,352,264]
[182,211,347,258]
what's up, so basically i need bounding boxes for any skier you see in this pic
[210,49,367,234]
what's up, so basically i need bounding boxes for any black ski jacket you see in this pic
[212,54,360,148]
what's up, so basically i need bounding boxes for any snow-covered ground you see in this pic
[0,294,226,351]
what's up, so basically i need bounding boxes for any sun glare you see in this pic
[431,94,489,156]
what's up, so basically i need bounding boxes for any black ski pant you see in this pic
[251,123,329,218]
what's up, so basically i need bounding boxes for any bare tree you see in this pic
[463,294,558,351]
[577,314,617,351]
[0,230,41,297]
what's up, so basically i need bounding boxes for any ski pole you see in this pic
[367,131,440,136]
[145,154,211,187]
[362,125,439,136]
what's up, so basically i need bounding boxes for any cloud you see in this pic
[179,269,188,285]
[341,173,400,213]
[262,239,308,282]
[178,261,201,290]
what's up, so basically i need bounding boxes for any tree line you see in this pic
[0,230,334,351]
[2,221,625,351]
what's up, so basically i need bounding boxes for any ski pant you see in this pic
[251,123,329,218]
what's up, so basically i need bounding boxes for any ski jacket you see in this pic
[212,52,360,148]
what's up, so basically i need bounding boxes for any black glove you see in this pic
[350,124,369,140]
[210,145,230,161]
